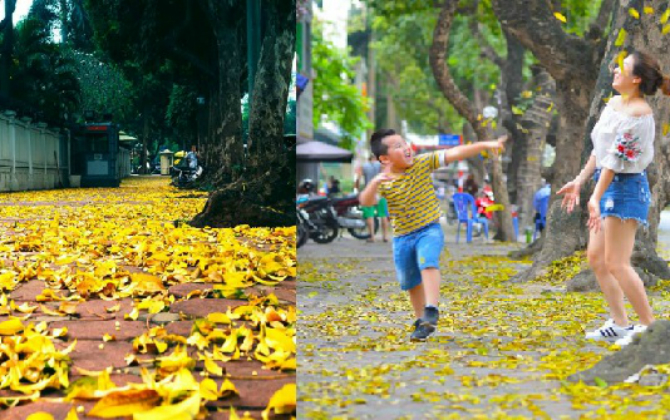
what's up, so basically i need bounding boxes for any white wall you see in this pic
[0,113,66,192]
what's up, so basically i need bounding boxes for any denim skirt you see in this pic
[593,169,651,227]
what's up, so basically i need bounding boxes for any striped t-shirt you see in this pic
[379,152,443,236]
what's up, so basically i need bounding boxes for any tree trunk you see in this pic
[507,0,670,282]
[430,0,515,241]
[191,0,295,228]
[491,0,606,275]
[516,67,555,231]
[141,107,149,174]
[0,0,16,97]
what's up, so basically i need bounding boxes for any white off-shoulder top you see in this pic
[590,101,655,173]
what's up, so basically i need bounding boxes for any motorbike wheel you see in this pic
[348,217,379,240]
[297,223,309,248]
[311,222,339,244]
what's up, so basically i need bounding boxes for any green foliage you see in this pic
[10,17,80,123]
[370,3,502,135]
[312,19,371,146]
[66,49,135,125]
[558,0,605,36]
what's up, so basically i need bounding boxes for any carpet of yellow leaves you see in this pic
[0,177,296,420]
[298,242,670,419]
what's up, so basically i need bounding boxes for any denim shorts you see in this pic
[393,222,444,291]
[593,169,651,227]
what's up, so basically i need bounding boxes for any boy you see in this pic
[359,129,507,341]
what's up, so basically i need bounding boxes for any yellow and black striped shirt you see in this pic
[379,152,443,236]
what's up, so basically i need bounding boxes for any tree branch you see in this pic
[430,0,483,139]
[469,19,504,68]
[588,0,615,39]
[490,0,598,84]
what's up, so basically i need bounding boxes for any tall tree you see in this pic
[430,0,516,241]
[494,0,670,283]
[191,0,296,227]
[0,0,17,97]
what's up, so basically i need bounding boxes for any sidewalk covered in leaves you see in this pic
[0,177,296,420]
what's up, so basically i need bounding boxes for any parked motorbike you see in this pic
[297,196,339,245]
[171,164,204,189]
[330,194,379,240]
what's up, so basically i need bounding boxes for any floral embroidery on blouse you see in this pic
[613,131,642,162]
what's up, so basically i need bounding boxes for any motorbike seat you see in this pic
[330,193,358,205]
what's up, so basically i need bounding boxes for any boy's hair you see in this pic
[370,129,396,159]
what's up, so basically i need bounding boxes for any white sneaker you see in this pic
[584,318,630,342]
[614,325,647,347]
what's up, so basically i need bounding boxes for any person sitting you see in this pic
[186,145,200,169]
[533,181,551,232]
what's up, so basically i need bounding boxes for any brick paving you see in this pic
[0,178,295,420]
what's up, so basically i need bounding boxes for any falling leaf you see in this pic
[663,24,670,34]
[629,8,640,19]
[662,8,670,24]
[644,6,654,14]
[614,28,627,46]
[553,12,566,23]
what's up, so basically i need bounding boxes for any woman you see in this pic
[558,51,670,346]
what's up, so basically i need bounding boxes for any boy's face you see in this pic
[380,134,413,169]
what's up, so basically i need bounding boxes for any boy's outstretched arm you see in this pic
[443,135,508,165]
[359,171,395,206]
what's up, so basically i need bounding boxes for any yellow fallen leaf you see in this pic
[133,392,200,420]
[106,304,121,313]
[206,312,231,324]
[629,8,639,19]
[199,378,219,400]
[219,378,239,398]
[59,301,79,315]
[664,122,670,136]
[40,304,65,317]
[88,389,160,417]
[262,383,296,420]
[103,333,115,342]
[204,358,223,376]
[66,407,80,420]
[15,302,38,314]
[125,307,139,321]
[0,318,24,335]
[132,273,166,295]
[553,12,566,23]
[27,413,55,420]
[663,24,670,34]
[644,6,654,14]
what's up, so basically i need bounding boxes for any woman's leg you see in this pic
[587,220,628,326]
[604,218,654,326]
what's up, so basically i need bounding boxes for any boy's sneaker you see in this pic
[615,324,647,347]
[584,318,630,342]
[410,306,439,342]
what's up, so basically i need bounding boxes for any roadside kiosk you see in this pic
[70,122,122,187]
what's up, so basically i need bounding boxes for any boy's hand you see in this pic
[487,135,507,157]
[373,172,396,184]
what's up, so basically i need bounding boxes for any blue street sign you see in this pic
[438,134,461,147]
